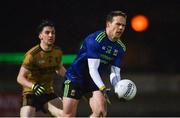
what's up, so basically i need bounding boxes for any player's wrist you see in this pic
[99,86,106,91]
[31,83,35,90]
[99,86,112,104]
[31,83,46,96]
[31,83,39,90]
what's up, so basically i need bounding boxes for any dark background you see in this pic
[0,0,180,116]
[1,0,180,72]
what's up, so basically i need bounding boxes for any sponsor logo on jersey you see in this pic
[38,60,45,64]
[106,46,112,54]
[113,49,118,56]
[102,46,106,50]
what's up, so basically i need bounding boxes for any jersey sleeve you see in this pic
[85,36,100,59]
[58,48,63,62]
[22,53,34,70]
[57,48,63,69]
[52,46,63,70]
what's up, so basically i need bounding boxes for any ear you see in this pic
[106,21,110,27]
[39,34,42,40]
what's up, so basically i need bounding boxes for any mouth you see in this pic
[49,38,54,40]
[48,38,55,43]
[116,31,122,35]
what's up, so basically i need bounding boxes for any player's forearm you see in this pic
[17,67,35,89]
[17,76,34,89]
[88,58,105,90]
[56,65,66,77]
[89,68,105,90]
[110,66,121,87]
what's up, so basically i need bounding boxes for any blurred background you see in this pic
[0,0,180,116]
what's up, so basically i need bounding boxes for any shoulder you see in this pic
[94,30,106,43]
[22,45,39,64]
[116,39,126,52]
[25,45,41,57]
[53,45,62,51]
[85,30,106,44]
[26,45,41,55]
[53,45,63,55]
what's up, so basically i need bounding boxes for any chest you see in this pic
[98,43,120,64]
[100,45,119,56]
[34,51,60,68]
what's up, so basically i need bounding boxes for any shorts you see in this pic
[22,93,58,112]
[63,77,99,100]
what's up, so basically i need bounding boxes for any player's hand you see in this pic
[101,88,111,105]
[32,83,45,96]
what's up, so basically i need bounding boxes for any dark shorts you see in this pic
[63,76,99,100]
[22,93,58,112]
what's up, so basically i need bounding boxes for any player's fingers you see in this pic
[106,97,111,105]
[104,94,111,105]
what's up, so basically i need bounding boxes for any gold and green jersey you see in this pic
[22,44,62,94]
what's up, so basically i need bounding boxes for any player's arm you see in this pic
[88,58,105,91]
[88,58,111,104]
[85,33,106,90]
[110,47,125,87]
[56,62,66,77]
[110,65,121,87]
[17,66,34,88]
[17,66,46,96]
[17,53,35,89]
[55,48,66,77]
[17,52,46,96]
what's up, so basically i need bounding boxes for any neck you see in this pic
[40,43,53,51]
[106,29,119,42]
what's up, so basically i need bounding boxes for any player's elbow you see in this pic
[89,69,94,77]
[17,75,21,84]
[17,74,24,85]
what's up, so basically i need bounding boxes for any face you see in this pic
[106,16,126,41]
[39,26,55,46]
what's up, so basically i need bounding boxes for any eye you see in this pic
[45,31,50,34]
[52,31,55,35]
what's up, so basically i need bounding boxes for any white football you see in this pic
[114,79,137,100]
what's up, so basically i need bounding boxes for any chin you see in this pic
[49,41,55,44]
[115,36,121,39]
[48,43,54,46]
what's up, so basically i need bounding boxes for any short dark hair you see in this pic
[37,19,55,34]
[106,10,127,22]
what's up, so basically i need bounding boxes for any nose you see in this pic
[49,33,53,37]
[119,25,123,30]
